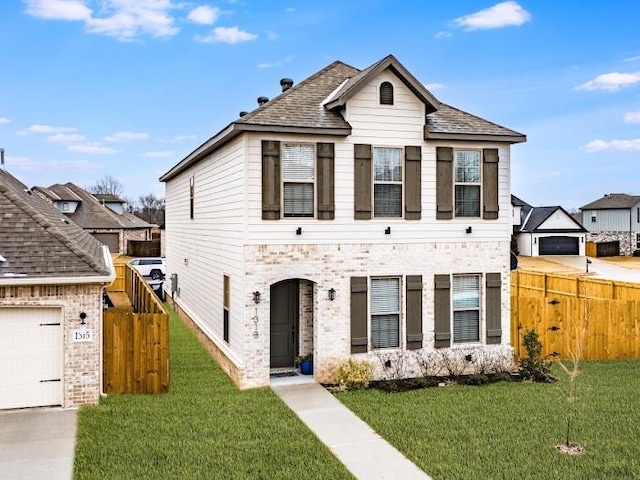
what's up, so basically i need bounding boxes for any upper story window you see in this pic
[373,147,403,217]
[379,82,394,105]
[454,150,481,217]
[62,202,69,212]
[282,143,315,217]
[189,175,195,219]
[591,213,597,223]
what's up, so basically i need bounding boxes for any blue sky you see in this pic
[1,1,639,210]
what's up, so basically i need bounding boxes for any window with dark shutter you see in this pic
[482,149,499,220]
[354,144,372,220]
[404,146,421,220]
[452,275,480,343]
[454,151,481,217]
[373,147,402,217]
[436,147,453,220]
[262,140,281,220]
[380,82,394,105]
[316,142,335,220]
[350,277,368,353]
[282,144,315,217]
[406,275,423,350]
[434,274,451,348]
[370,277,400,349]
[485,273,502,344]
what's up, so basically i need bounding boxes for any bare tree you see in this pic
[136,193,165,225]
[89,175,124,197]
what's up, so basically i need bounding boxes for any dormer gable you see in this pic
[93,193,126,215]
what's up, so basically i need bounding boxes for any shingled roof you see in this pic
[35,183,151,230]
[0,170,113,280]
[519,206,586,233]
[581,193,640,210]
[161,54,526,182]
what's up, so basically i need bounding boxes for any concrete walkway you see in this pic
[272,379,430,480]
[0,408,77,480]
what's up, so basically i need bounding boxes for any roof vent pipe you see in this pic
[257,96,269,106]
[0,148,4,171]
[280,78,294,92]
[239,111,249,117]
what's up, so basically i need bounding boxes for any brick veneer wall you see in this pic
[0,283,103,407]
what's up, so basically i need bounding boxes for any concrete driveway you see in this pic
[538,255,640,283]
[0,408,77,480]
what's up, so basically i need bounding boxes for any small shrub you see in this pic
[335,359,374,391]
[518,329,554,382]
[463,374,490,386]
[491,371,513,383]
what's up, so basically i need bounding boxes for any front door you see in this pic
[270,280,299,368]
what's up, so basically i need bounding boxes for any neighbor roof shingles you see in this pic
[0,170,110,278]
[581,193,640,210]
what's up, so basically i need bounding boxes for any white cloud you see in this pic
[453,1,531,30]
[67,143,119,154]
[582,138,640,152]
[576,71,640,92]
[104,130,149,142]
[435,31,452,39]
[142,150,174,158]
[159,134,197,143]
[285,7,295,13]
[624,111,640,123]
[266,31,279,41]
[47,133,86,144]
[624,55,640,63]
[425,83,444,91]
[0,117,11,125]
[196,26,257,44]
[24,0,92,21]
[17,124,76,135]
[8,155,100,172]
[257,56,293,69]
[187,5,219,25]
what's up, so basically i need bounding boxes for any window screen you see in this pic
[452,275,480,343]
[282,144,314,217]
[370,277,400,348]
[373,147,402,217]
[454,151,480,217]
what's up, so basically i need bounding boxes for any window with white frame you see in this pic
[454,150,481,217]
[370,277,401,349]
[373,147,402,217]
[591,213,596,223]
[452,275,480,343]
[62,202,69,212]
[282,143,314,217]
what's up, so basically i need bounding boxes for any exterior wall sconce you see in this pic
[328,288,336,301]
[466,226,472,234]
[586,258,592,273]
[534,237,537,244]
[253,291,261,304]
[296,227,302,235]
[79,312,87,325]
[385,227,391,235]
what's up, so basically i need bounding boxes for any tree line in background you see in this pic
[88,175,165,226]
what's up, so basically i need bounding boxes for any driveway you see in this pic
[536,256,640,283]
[0,408,77,480]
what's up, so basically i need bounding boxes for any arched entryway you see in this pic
[269,279,314,370]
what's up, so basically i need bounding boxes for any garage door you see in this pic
[539,236,579,255]
[0,308,63,409]
[91,233,120,253]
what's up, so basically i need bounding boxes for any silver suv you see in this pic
[128,258,166,280]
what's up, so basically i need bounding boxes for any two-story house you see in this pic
[160,55,526,389]
[581,193,640,255]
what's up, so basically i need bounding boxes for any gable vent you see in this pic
[380,82,394,105]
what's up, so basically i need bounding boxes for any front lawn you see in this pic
[337,361,640,480]
[74,307,352,479]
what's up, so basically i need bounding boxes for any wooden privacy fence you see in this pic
[511,270,640,360]
[104,261,169,394]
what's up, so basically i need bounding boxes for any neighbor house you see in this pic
[33,183,152,254]
[512,195,586,256]
[580,193,640,255]
[160,54,526,388]
[0,169,115,410]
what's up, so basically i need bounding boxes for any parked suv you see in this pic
[128,257,166,280]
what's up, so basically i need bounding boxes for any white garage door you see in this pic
[0,308,63,409]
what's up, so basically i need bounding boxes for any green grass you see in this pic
[337,361,640,480]
[74,306,352,480]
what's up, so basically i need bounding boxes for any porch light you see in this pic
[253,291,261,304]
[328,288,336,301]
[79,312,87,325]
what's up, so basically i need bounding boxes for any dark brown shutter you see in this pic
[404,146,421,220]
[354,144,372,220]
[262,140,281,220]
[434,274,451,348]
[485,273,502,344]
[436,147,453,220]
[316,142,335,220]
[406,275,423,350]
[483,148,499,220]
[350,277,368,353]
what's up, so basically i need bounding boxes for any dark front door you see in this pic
[270,280,299,368]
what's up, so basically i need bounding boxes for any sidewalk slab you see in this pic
[273,382,430,480]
